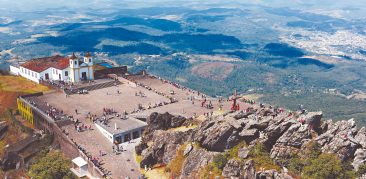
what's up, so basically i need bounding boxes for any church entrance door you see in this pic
[45,73,49,80]
[81,72,87,80]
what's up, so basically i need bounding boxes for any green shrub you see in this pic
[300,141,322,159]
[302,153,355,179]
[288,141,356,179]
[288,156,305,176]
[357,163,366,177]
[212,153,229,170]
[248,143,281,171]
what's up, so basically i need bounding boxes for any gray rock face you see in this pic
[183,143,193,157]
[301,112,323,132]
[256,169,278,179]
[145,112,186,132]
[355,127,366,147]
[180,148,217,179]
[352,148,366,171]
[270,123,312,159]
[138,110,366,178]
[140,130,191,168]
[316,119,359,161]
[193,116,247,152]
[256,169,294,179]
[238,147,250,159]
[192,112,268,152]
[262,118,296,149]
[353,127,366,170]
[241,159,256,179]
[222,159,242,178]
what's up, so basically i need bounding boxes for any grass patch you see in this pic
[135,151,143,164]
[0,76,49,93]
[169,125,198,132]
[166,143,187,177]
[248,143,281,171]
[0,75,50,176]
[228,141,247,160]
[198,162,224,179]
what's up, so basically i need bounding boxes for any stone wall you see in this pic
[18,95,104,178]
[94,66,128,79]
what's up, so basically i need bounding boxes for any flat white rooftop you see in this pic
[95,116,147,135]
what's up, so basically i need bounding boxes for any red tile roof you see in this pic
[20,55,71,73]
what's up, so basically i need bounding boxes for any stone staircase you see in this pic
[79,80,122,92]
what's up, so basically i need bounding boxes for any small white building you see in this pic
[70,157,88,178]
[9,52,94,83]
[95,116,147,144]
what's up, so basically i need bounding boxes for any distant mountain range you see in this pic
[1,2,366,125]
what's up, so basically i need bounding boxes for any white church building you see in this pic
[10,52,94,83]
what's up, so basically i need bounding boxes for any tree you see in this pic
[302,153,355,179]
[29,150,75,179]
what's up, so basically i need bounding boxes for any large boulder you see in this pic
[355,127,366,148]
[353,127,366,170]
[143,112,187,142]
[180,148,217,178]
[300,112,323,133]
[316,119,359,161]
[192,114,259,152]
[352,148,366,171]
[146,112,186,131]
[256,169,294,179]
[222,159,242,178]
[241,159,256,179]
[193,117,238,151]
[238,147,250,159]
[261,118,296,150]
[270,123,312,159]
[135,142,148,155]
[140,130,190,168]
[256,169,278,179]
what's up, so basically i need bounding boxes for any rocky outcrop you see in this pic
[222,159,242,178]
[316,119,359,161]
[192,113,261,152]
[146,112,187,130]
[138,112,188,150]
[139,130,191,168]
[220,158,294,179]
[261,117,296,150]
[256,169,293,179]
[353,127,366,170]
[138,109,366,178]
[192,118,240,151]
[241,159,256,179]
[181,147,217,178]
[270,122,311,159]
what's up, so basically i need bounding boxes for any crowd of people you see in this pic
[72,140,110,177]
[26,98,68,121]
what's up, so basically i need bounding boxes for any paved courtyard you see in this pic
[31,75,256,178]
